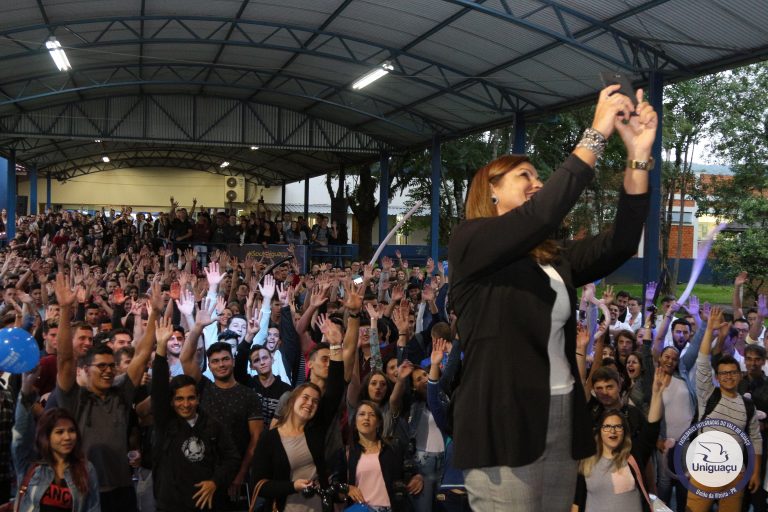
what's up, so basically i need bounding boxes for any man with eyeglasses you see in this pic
[738,345,768,512]
[52,273,158,512]
[689,306,763,512]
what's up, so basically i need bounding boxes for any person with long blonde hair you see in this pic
[448,84,659,511]
[573,368,668,511]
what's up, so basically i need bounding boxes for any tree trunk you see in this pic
[670,148,690,293]
[347,164,379,262]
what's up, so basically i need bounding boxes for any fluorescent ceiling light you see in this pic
[45,37,71,71]
[220,161,230,168]
[102,156,110,163]
[352,62,394,90]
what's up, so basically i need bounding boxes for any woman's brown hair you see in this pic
[465,154,560,264]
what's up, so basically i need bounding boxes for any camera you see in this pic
[300,482,349,512]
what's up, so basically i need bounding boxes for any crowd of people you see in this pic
[0,85,766,512]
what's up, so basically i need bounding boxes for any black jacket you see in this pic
[251,360,345,511]
[448,154,650,469]
[151,355,240,511]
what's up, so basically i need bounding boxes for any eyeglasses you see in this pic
[601,424,624,433]
[90,362,116,372]
[735,328,749,334]
[717,370,741,377]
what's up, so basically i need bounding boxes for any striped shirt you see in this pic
[696,353,762,454]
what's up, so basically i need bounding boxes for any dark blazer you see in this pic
[251,360,345,511]
[447,154,650,469]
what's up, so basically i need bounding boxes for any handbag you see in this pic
[0,464,37,512]
[249,479,279,512]
[627,455,673,512]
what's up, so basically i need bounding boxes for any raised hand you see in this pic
[363,264,373,283]
[365,302,380,323]
[397,360,414,382]
[258,274,276,302]
[390,283,404,303]
[215,295,226,315]
[148,281,164,313]
[602,285,614,305]
[381,256,393,272]
[576,323,589,352]
[592,84,635,139]
[652,366,672,394]
[392,299,410,335]
[204,261,223,288]
[341,280,364,313]
[277,282,290,307]
[688,295,700,317]
[425,258,435,275]
[735,271,748,288]
[644,281,657,304]
[247,306,262,336]
[613,88,659,158]
[155,317,174,349]
[758,295,768,318]
[309,285,329,308]
[113,287,126,305]
[169,281,181,301]
[175,289,195,316]
[316,313,342,344]
[195,298,217,327]
[431,337,448,367]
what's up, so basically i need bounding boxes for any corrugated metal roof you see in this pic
[0,0,766,181]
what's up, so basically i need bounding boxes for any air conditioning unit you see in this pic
[223,176,245,203]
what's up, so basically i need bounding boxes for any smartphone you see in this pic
[599,71,638,107]
[353,276,364,285]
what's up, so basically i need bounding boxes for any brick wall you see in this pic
[667,225,695,258]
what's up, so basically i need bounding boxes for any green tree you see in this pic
[660,76,717,293]
[694,62,768,300]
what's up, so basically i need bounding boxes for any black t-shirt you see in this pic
[248,375,293,427]
[40,478,72,511]
[171,218,192,240]
[198,378,262,457]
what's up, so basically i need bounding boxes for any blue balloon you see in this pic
[0,327,39,373]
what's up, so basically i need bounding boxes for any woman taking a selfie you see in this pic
[448,84,658,511]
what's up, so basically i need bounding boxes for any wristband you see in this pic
[575,352,585,357]
[329,344,342,351]
[348,312,360,319]
[576,128,607,159]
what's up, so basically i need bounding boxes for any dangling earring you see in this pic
[491,195,499,205]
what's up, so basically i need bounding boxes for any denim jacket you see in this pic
[407,387,450,450]
[11,392,100,512]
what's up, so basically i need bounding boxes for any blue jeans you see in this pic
[411,450,445,512]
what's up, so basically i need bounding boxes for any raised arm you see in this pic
[126,281,164,388]
[54,273,78,392]
[182,297,217,382]
[151,318,174,428]
[733,271,747,320]
[340,280,363,382]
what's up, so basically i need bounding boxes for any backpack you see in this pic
[700,387,755,431]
